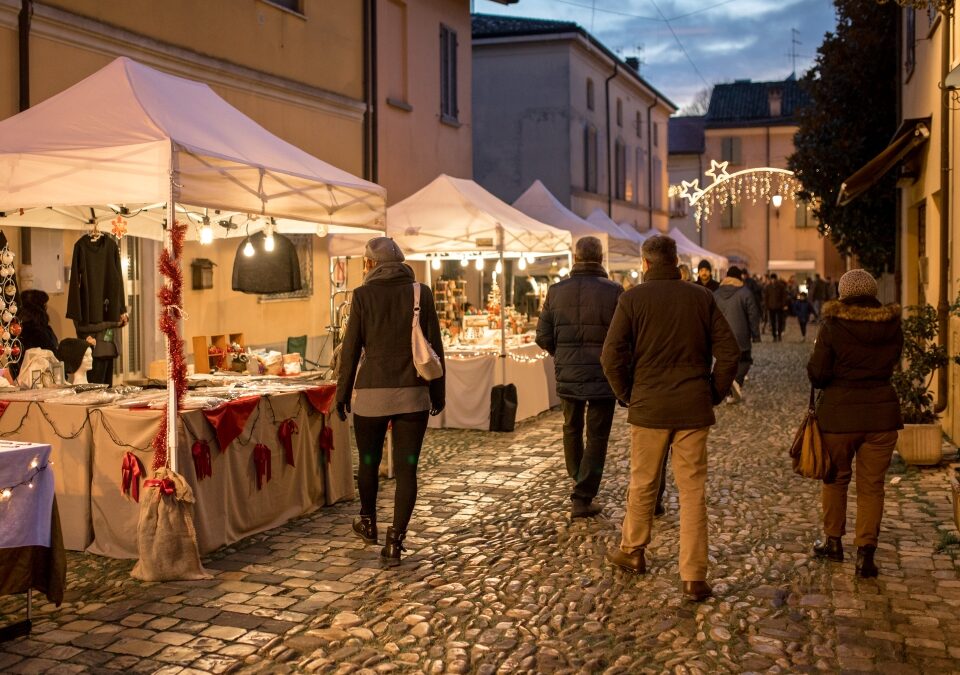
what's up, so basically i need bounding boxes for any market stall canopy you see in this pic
[0,57,386,235]
[837,118,930,207]
[329,174,571,259]
[668,228,729,272]
[512,181,638,261]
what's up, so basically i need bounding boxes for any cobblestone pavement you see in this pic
[2,323,960,674]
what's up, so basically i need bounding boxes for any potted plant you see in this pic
[891,299,960,465]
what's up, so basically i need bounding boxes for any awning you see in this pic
[768,259,816,272]
[837,118,931,206]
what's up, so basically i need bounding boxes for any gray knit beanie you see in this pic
[838,268,878,300]
[364,236,405,262]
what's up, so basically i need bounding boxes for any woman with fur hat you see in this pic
[807,269,902,578]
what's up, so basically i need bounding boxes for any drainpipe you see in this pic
[18,0,32,112]
[362,0,378,183]
[765,127,771,270]
[604,63,618,217]
[646,95,658,230]
[936,5,952,413]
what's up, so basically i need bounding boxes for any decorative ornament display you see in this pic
[486,280,501,316]
[111,214,128,239]
[669,162,809,230]
[0,243,22,369]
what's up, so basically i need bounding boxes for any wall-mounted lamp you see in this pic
[771,194,783,211]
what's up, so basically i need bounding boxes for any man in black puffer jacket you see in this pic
[536,236,623,518]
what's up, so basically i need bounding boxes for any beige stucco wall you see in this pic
[377,0,472,203]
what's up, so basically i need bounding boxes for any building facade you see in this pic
[471,15,676,233]
[667,115,705,245]
[681,78,843,279]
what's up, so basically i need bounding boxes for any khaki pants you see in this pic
[621,425,710,581]
[821,430,898,547]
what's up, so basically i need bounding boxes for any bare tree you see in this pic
[680,86,712,116]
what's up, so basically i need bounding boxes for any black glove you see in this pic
[429,401,445,416]
[616,399,629,408]
[336,401,350,421]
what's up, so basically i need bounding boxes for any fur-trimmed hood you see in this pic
[821,300,901,323]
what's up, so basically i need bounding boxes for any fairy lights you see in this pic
[0,455,50,502]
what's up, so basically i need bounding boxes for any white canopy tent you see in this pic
[512,181,638,265]
[0,57,387,469]
[668,228,729,273]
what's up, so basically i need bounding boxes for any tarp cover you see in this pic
[0,57,386,234]
[668,228,729,273]
[329,174,570,258]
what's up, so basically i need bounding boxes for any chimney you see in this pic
[625,56,640,71]
[768,87,783,117]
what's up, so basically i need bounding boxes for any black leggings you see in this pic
[354,410,429,532]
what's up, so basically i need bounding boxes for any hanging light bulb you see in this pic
[558,266,570,277]
[460,257,469,268]
[199,222,214,245]
[264,232,276,252]
[518,257,528,271]
[431,258,441,270]
[630,270,639,279]
[243,239,255,257]
[315,223,328,238]
[495,260,503,274]
[525,254,536,264]
[475,257,485,271]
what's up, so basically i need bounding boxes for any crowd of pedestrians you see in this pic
[337,234,902,606]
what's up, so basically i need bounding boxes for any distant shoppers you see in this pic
[793,292,817,341]
[763,273,789,342]
[13,289,59,381]
[536,236,623,518]
[601,235,740,602]
[807,269,902,578]
[694,260,720,291]
[335,237,445,567]
[678,264,692,282]
[811,274,828,321]
[713,267,760,403]
[742,268,763,343]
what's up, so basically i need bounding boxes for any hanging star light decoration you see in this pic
[704,159,730,182]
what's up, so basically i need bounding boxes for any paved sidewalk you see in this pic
[1,325,959,673]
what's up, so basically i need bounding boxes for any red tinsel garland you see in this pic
[151,221,188,470]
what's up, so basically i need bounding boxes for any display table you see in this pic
[431,343,559,430]
[0,381,353,558]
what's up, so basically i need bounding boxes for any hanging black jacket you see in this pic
[536,262,622,400]
[66,235,126,323]
[232,232,302,294]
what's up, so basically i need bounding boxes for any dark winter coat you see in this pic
[66,234,127,324]
[763,279,789,310]
[535,262,622,400]
[694,277,720,292]
[713,278,760,352]
[335,262,445,409]
[807,298,903,433]
[600,264,741,429]
[793,299,816,324]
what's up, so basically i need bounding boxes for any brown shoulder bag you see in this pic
[789,387,831,480]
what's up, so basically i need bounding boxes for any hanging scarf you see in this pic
[191,439,213,480]
[278,419,298,468]
[120,451,145,502]
[253,443,272,490]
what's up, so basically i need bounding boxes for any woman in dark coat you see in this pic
[807,269,903,578]
[335,237,445,566]
[12,289,59,380]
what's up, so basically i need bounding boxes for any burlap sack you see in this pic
[131,468,211,581]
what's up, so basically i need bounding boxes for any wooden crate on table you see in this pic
[192,333,245,374]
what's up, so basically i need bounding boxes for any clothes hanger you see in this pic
[87,209,102,241]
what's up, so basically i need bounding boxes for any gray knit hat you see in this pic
[364,236,405,262]
[838,268,878,299]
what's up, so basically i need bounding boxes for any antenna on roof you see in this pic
[788,28,802,77]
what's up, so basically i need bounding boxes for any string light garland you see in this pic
[670,161,811,230]
[444,349,549,363]
[0,455,50,502]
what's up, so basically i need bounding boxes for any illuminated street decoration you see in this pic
[669,160,806,229]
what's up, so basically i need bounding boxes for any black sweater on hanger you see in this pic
[66,234,127,323]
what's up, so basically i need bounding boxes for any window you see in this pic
[795,201,816,229]
[905,8,916,80]
[586,79,595,111]
[616,99,623,127]
[263,0,303,13]
[583,124,598,193]
[440,24,458,122]
[719,204,743,229]
[636,147,645,203]
[614,140,627,200]
[635,110,642,138]
[652,156,663,210]
[653,122,660,147]
[721,136,742,165]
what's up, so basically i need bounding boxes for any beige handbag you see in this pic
[411,283,443,381]
[789,387,832,480]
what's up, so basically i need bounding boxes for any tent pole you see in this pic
[498,226,507,386]
[165,187,178,474]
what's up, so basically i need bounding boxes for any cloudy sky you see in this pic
[473,0,838,112]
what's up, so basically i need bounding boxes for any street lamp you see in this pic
[771,194,783,212]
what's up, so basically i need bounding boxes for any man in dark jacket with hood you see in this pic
[713,266,760,403]
[694,260,720,291]
[601,235,739,602]
[537,236,622,518]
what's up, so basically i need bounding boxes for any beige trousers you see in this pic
[621,424,710,581]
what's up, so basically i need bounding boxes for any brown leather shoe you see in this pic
[606,547,646,574]
[682,580,712,602]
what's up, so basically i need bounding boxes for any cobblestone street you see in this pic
[2,324,959,674]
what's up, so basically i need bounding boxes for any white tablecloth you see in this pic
[0,442,54,549]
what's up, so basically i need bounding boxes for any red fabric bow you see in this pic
[202,395,261,451]
[319,424,334,465]
[253,443,272,490]
[0,401,9,420]
[192,440,213,481]
[278,419,298,468]
[120,452,145,502]
[304,385,336,415]
[143,478,176,497]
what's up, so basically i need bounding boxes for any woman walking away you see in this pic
[335,237,445,567]
[807,269,902,578]
[793,292,817,341]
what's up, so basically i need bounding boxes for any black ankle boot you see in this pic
[813,536,843,562]
[380,526,406,567]
[856,545,879,578]
[352,515,377,545]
